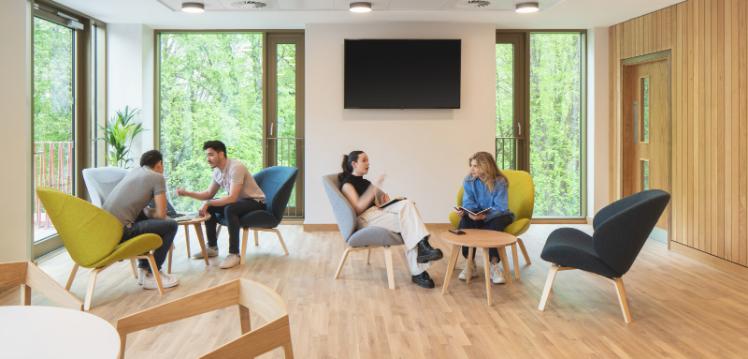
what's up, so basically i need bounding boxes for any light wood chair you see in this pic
[0,261,82,310]
[117,278,293,359]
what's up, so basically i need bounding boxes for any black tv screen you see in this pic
[344,39,461,109]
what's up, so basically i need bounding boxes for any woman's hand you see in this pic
[455,209,465,217]
[468,213,487,221]
[374,174,386,187]
[380,193,391,203]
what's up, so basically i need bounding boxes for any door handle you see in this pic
[517,121,522,137]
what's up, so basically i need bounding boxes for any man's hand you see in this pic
[176,188,187,196]
[199,202,210,217]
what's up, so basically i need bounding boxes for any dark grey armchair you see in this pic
[537,189,671,323]
[322,174,404,289]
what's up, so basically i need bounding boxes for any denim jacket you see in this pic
[462,175,512,221]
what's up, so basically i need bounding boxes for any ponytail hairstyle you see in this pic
[338,150,365,185]
[469,151,508,192]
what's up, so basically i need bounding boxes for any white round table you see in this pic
[0,306,120,359]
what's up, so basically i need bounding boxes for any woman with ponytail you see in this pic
[337,150,443,289]
[455,151,514,284]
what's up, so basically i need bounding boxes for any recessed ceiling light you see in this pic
[349,2,372,13]
[515,2,539,14]
[182,1,205,14]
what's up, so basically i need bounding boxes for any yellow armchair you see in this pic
[449,169,534,265]
[36,188,166,311]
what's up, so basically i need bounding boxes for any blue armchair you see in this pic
[537,189,670,323]
[217,166,298,264]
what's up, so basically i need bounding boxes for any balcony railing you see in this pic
[34,141,74,239]
[495,137,519,170]
[265,137,304,219]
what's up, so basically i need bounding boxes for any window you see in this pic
[496,31,586,218]
[33,16,75,243]
[640,77,650,143]
[157,31,304,217]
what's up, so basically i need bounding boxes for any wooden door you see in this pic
[622,58,670,230]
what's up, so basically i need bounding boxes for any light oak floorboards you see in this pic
[4,224,748,358]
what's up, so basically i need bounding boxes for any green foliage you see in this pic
[495,33,583,217]
[33,17,73,143]
[528,33,583,217]
[159,32,266,211]
[103,106,144,168]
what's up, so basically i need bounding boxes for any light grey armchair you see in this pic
[322,174,404,289]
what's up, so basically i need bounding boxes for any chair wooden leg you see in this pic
[283,342,294,359]
[254,230,259,247]
[334,248,353,279]
[274,229,289,256]
[128,259,138,279]
[119,334,127,359]
[517,238,531,265]
[613,277,633,323]
[146,254,165,295]
[366,248,371,264]
[84,268,100,311]
[21,284,31,305]
[239,305,251,334]
[538,264,560,311]
[184,224,191,258]
[383,246,395,290]
[167,244,174,274]
[240,228,249,265]
[66,264,79,290]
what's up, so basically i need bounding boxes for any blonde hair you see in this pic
[469,151,508,192]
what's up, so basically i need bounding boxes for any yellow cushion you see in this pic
[36,188,160,268]
[90,234,163,268]
[449,170,535,236]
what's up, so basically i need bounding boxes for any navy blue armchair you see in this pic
[537,189,670,323]
[217,166,298,263]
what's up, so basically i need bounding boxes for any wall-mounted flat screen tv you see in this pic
[344,39,461,109]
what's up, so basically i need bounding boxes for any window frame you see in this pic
[496,29,588,220]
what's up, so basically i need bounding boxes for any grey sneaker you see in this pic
[219,254,241,269]
[192,246,218,259]
[143,271,179,290]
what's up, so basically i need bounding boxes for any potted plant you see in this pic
[103,106,145,168]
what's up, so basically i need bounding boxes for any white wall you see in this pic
[0,0,32,261]
[304,23,496,224]
[107,24,155,162]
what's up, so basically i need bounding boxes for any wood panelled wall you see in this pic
[609,0,748,266]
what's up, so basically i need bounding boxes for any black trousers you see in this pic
[205,198,265,254]
[459,213,514,262]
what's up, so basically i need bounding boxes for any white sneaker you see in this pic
[490,263,506,284]
[137,268,147,286]
[142,271,179,290]
[219,254,241,269]
[192,246,218,259]
[458,262,479,281]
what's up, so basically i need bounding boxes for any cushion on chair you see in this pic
[348,227,404,248]
[36,188,125,267]
[322,174,358,241]
[504,218,530,236]
[540,227,621,278]
[238,210,280,229]
[90,233,163,269]
[82,167,129,208]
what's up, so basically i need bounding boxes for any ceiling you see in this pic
[54,0,684,29]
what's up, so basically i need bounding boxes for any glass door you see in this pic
[495,33,528,171]
[266,33,304,219]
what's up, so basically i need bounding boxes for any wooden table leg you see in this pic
[482,248,492,306]
[466,247,475,285]
[183,224,192,258]
[193,223,210,267]
[441,244,460,295]
[498,246,513,284]
[511,243,520,281]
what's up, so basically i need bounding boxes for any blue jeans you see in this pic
[121,217,178,272]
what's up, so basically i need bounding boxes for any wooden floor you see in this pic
[3,224,748,358]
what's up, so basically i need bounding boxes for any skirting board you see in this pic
[304,223,453,232]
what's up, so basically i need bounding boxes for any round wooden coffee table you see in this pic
[166,214,212,273]
[441,229,520,306]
